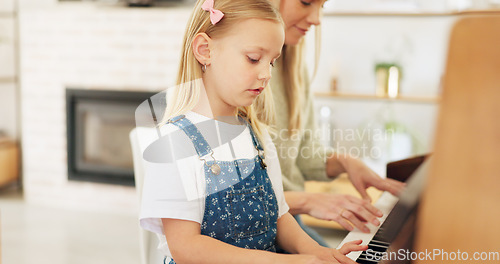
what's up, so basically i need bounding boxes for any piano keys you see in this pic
[337,155,429,263]
[337,191,399,262]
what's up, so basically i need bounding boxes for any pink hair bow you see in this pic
[201,0,224,25]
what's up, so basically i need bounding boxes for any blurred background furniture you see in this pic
[0,137,19,188]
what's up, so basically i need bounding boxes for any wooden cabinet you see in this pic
[0,139,19,186]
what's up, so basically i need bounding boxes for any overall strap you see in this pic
[168,115,213,158]
[245,120,268,168]
[246,121,264,152]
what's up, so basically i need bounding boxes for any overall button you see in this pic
[211,164,221,175]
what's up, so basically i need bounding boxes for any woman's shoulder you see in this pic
[260,127,278,154]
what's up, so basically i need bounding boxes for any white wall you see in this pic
[20,3,190,212]
[0,0,18,139]
[18,1,460,211]
[304,14,459,170]
[309,15,457,96]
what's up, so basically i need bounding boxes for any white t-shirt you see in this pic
[138,111,289,257]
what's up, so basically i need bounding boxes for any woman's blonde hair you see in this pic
[280,41,305,133]
[279,10,322,133]
[163,0,283,145]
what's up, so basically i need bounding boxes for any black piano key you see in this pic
[372,232,389,243]
[370,239,390,246]
[369,241,389,249]
[356,256,380,264]
[368,243,388,252]
[354,230,391,264]
[358,250,385,263]
[351,198,399,264]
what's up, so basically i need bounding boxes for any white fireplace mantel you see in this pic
[20,3,190,212]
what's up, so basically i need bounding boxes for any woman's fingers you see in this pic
[323,211,354,231]
[382,178,406,196]
[339,209,372,233]
[308,193,386,232]
[345,195,383,221]
[335,196,381,232]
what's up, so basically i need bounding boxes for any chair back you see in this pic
[130,129,164,264]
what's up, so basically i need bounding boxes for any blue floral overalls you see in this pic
[166,115,279,264]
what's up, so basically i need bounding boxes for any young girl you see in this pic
[139,0,366,263]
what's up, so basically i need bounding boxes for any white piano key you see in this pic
[336,192,399,260]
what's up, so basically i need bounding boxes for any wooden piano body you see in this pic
[338,13,500,263]
[414,12,500,263]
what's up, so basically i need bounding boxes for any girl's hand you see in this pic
[333,239,368,263]
[280,255,331,264]
[338,239,368,255]
[303,240,367,264]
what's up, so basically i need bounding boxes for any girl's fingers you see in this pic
[332,250,359,264]
[338,240,367,255]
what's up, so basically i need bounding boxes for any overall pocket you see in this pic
[227,185,269,239]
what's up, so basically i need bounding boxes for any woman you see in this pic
[268,0,406,246]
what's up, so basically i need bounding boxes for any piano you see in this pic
[337,155,429,263]
[339,14,500,263]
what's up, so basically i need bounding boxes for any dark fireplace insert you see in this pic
[66,88,156,186]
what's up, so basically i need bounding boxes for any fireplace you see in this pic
[66,88,156,186]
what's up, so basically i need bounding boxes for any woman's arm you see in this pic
[326,154,405,201]
[283,191,310,215]
[284,191,383,233]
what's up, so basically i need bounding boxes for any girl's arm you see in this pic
[275,212,321,254]
[162,218,327,264]
[163,218,277,264]
[276,212,367,264]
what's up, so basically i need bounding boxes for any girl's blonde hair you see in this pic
[163,0,283,145]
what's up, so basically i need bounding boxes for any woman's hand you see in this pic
[327,154,406,202]
[303,192,382,233]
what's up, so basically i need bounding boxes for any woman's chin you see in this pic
[284,32,304,46]
[285,38,301,46]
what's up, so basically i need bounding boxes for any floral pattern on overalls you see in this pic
[165,115,279,264]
